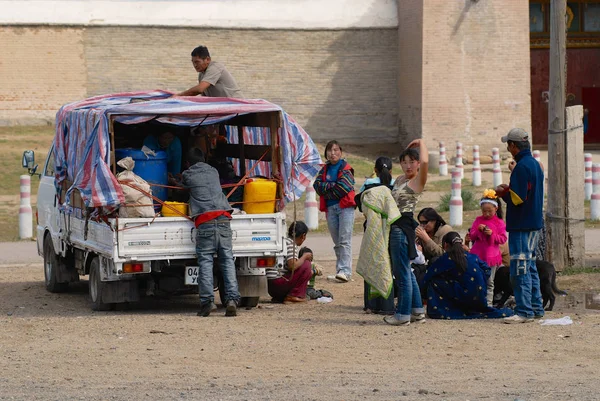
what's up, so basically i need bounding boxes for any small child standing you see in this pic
[469,189,508,306]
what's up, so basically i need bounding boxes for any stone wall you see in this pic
[0,26,87,124]
[1,25,400,144]
[420,0,532,153]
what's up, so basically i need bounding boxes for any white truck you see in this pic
[25,92,319,311]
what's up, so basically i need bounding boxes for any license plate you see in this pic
[185,266,199,285]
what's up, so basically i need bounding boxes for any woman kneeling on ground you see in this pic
[423,232,514,320]
[268,221,313,304]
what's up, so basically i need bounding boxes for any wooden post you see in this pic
[565,106,585,269]
[547,0,567,270]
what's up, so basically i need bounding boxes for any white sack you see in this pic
[117,157,155,218]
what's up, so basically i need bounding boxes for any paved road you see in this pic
[3,229,600,265]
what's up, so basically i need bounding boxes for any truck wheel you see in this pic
[240,297,260,308]
[89,258,113,311]
[43,237,68,293]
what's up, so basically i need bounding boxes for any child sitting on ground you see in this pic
[268,221,313,303]
[299,247,332,299]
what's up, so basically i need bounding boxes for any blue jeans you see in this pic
[389,226,424,321]
[195,218,240,305]
[509,231,543,318]
[326,203,354,278]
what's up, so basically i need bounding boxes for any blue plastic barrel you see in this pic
[115,148,168,209]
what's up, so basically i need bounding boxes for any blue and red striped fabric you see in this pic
[54,90,322,209]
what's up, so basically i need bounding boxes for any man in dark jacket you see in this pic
[182,148,240,317]
[496,128,544,324]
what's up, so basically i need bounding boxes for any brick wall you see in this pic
[0,26,87,125]
[421,0,532,154]
[1,26,400,144]
[397,1,424,146]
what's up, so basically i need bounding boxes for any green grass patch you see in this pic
[437,189,480,212]
[0,206,34,242]
[0,126,54,197]
[561,266,600,275]
[344,156,376,180]
[425,178,490,195]
[585,219,600,229]
[425,179,452,192]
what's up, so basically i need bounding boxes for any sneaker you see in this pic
[197,302,215,317]
[410,313,426,323]
[335,273,349,282]
[225,300,237,317]
[503,314,534,324]
[383,316,410,326]
[533,314,544,320]
[306,287,321,300]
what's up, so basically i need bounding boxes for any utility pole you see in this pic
[547,0,567,269]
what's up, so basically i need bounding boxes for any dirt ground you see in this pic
[1,261,600,401]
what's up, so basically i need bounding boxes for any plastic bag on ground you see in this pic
[117,157,155,218]
[317,297,333,304]
[540,316,573,326]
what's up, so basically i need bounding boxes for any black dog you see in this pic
[494,260,567,311]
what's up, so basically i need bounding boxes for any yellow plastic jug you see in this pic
[243,178,277,214]
[161,201,189,217]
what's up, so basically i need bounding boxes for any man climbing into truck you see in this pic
[182,147,240,317]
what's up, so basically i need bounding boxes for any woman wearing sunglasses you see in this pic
[415,207,453,264]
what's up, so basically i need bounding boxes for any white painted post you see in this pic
[592,164,600,220]
[455,142,464,179]
[449,168,463,227]
[492,148,502,188]
[438,141,448,176]
[472,145,481,187]
[19,175,33,239]
[592,192,600,221]
[585,153,593,201]
[304,182,319,230]
[593,164,600,196]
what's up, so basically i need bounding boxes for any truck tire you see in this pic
[89,257,114,311]
[43,237,68,293]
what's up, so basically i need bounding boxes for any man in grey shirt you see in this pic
[177,45,243,98]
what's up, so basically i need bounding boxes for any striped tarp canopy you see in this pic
[54,90,322,210]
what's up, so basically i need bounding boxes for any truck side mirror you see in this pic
[22,150,39,176]
[22,150,35,168]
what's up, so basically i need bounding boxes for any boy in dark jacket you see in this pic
[182,148,240,317]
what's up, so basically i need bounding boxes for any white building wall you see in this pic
[0,0,398,29]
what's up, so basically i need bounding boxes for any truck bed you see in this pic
[65,212,286,262]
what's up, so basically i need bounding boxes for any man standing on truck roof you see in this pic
[177,45,243,98]
[182,148,240,317]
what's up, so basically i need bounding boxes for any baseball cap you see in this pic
[501,128,529,143]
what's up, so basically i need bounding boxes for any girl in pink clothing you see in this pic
[469,189,507,306]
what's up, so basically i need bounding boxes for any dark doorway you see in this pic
[582,87,600,144]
